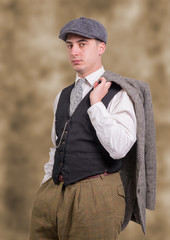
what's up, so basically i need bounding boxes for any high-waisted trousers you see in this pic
[29,172,125,240]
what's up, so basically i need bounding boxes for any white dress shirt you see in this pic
[42,67,137,184]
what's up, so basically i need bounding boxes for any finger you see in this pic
[94,81,99,88]
[105,81,111,88]
[99,77,107,84]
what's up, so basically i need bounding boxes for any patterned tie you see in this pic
[70,78,85,116]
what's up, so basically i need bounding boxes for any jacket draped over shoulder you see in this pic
[102,71,157,233]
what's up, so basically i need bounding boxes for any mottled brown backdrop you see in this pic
[0,0,170,239]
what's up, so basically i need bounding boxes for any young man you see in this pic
[29,17,156,240]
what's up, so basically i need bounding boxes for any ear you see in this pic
[98,42,106,55]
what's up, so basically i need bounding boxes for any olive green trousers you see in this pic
[29,172,125,240]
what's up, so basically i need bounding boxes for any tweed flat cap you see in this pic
[59,17,107,44]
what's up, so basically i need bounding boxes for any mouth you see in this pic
[72,59,82,65]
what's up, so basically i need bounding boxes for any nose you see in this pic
[70,44,80,56]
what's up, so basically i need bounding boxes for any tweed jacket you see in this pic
[102,71,157,233]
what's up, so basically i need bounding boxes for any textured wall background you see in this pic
[0,0,170,239]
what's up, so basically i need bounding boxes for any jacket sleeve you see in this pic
[143,82,157,210]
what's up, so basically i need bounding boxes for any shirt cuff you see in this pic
[87,101,109,123]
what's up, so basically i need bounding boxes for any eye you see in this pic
[79,42,86,47]
[67,44,73,49]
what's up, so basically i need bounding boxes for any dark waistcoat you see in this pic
[52,82,122,186]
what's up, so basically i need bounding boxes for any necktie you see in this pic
[70,78,85,116]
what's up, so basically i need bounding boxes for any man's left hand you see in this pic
[90,77,111,105]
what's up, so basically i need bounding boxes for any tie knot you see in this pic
[77,78,85,85]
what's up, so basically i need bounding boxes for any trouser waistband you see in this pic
[58,171,111,183]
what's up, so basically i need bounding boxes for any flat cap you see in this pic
[59,17,107,44]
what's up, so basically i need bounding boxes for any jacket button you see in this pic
[137,189,140,194]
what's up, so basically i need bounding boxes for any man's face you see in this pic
[66,34,105,78]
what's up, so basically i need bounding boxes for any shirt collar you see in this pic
[75,66,105,86]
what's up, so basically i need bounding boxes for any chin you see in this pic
[73,66,84,73]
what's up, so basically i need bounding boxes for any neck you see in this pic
[77,65,103,78]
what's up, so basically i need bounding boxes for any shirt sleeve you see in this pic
[87,89,137,159]
[41,91,61,184]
